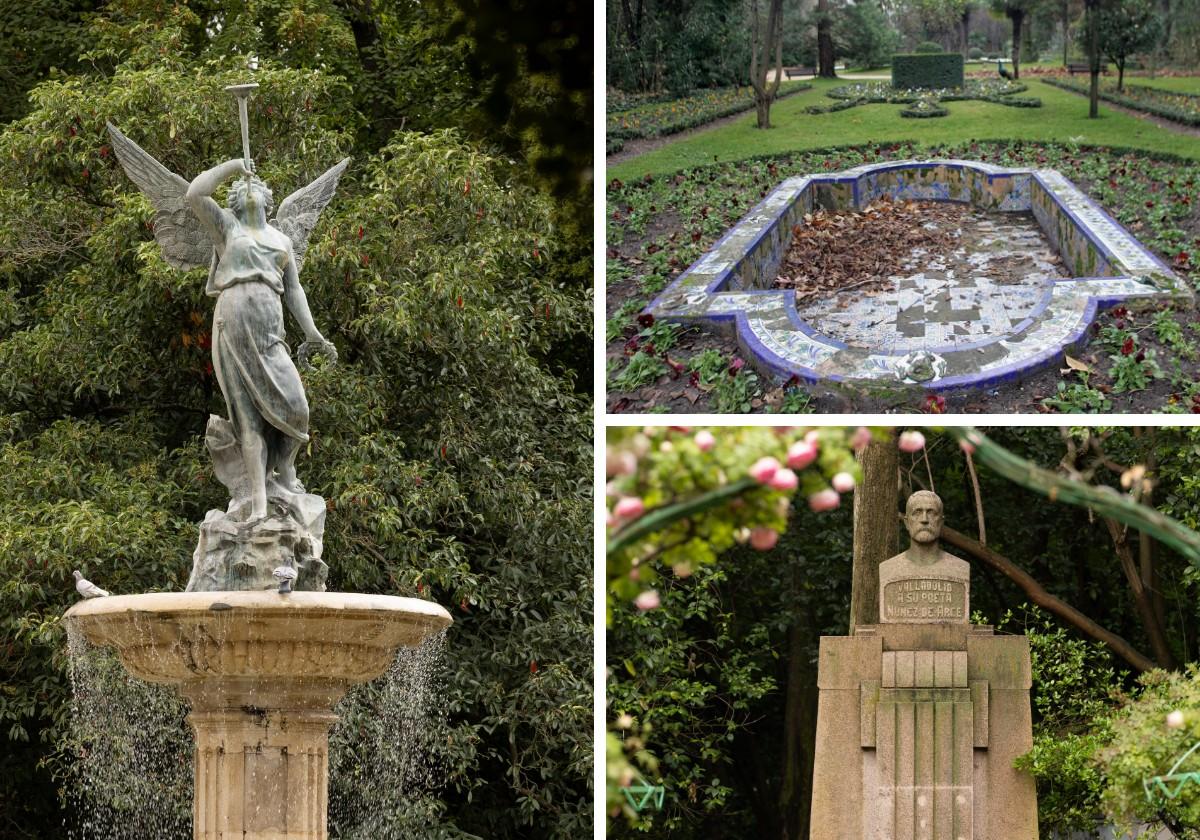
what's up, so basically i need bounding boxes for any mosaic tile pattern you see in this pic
[647,160,1193,392]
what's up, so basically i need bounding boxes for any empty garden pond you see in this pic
[646,160,1191,392]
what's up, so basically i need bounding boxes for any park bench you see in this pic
[783,65,816,79]
[1067,62,1109,75]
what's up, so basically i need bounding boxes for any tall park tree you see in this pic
[817,0,837,77]
[749,0,785,127]
[991,0,1042,78]
[1086,0,1102,115]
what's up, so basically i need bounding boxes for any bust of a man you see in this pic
[879,490,970,623]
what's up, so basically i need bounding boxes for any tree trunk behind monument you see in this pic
[849,436,899,634]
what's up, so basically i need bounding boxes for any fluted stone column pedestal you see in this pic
[188,707,337,839]
[65,591,453,840]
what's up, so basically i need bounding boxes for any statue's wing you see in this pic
[274,158,350,273]
[105,122,212,271]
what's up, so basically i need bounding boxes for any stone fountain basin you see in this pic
[647,159,1192,392]
[67,592,452,839]
[65,591,452,707]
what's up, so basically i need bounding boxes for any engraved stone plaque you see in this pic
[882,578,967,622]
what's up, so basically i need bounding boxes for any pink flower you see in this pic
[832,472,856,493]
[694,430,715,451]
[749,527,779,551]
[808,488,840,511]
[749,456,781,484]
[959,438,976,454]
[614,497,645,519]
[898,430,926,453]
[606,448,637,477]
[850,426,871,452]
[769,468,798,491]
[634,590,661,611]
[805,430,820,444]
[1167,710,1185,729]
[787,441,817,470]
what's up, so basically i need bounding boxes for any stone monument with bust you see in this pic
[808,490,1038,840]
[880,490,970,624]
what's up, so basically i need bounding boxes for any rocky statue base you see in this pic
[186,415,329,593]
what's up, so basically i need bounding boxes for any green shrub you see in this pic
[891,53,965,89]
[968,47,983,60]
[915,41,944,53]
[899,99,949,117]
[1099,666,1200,838]
[607,83,811,142]
[1002,607,1125,836]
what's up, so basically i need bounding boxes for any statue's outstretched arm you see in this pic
[282,249,323,343]
[284,250,337,368]
[186,159,245,248]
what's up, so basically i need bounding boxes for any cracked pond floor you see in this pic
[794,204,1067,355]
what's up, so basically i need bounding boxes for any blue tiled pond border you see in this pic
[646,159,1192,392]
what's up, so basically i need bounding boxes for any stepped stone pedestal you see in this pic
[65,590,452,840]
[809,491,1038,840]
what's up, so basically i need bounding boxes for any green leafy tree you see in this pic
[0,0,96,123]
[835,0,900,69]
[1098,0,1164,90]
[0,4,591,837]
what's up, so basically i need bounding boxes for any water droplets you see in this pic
[63,620,192,839]
[328,630,450,838]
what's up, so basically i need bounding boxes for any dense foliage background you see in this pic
[608,427,1200,839]
[607,0,1200,94]
[0,1,592,837]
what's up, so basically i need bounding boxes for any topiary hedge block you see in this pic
[892,53,964,89]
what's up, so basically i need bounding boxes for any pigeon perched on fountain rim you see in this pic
[73,570,110,599]
[272,565,298,594]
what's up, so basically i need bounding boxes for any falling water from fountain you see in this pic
[328,630,450,838]
[63,622,192,840]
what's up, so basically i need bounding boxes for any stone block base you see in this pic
[190,708,337,840]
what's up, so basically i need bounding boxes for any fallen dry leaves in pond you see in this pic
[776,198,968,298]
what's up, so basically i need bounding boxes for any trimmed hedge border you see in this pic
[892,53,964,89]
[1041,77,1200,126]
[1126,81,1200,100]
[607,83,813,143]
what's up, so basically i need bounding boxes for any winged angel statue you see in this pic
[107,118,348,593]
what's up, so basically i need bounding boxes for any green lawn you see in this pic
[608,77,1200,180]
[1125,75,1200,95]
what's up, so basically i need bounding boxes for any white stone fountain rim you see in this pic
[65,590,454,625]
